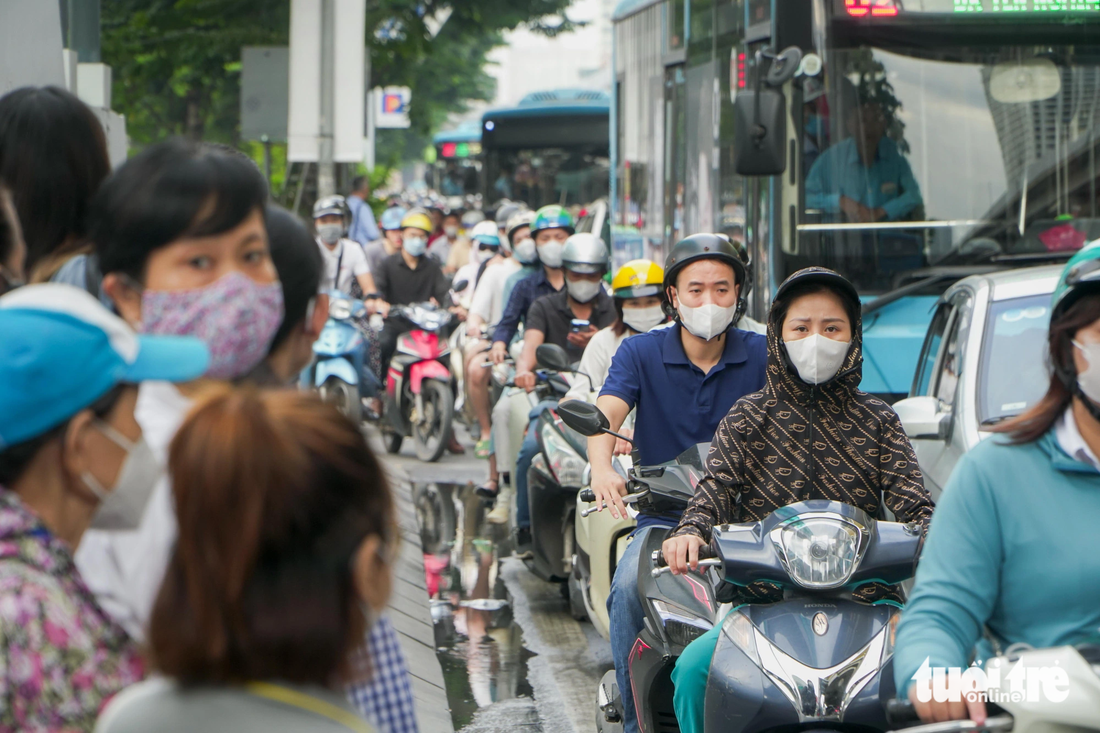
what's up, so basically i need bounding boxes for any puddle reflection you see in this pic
[416,482,535,730]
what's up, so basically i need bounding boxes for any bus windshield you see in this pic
[796,43,1100,293]
[485,147,610,209]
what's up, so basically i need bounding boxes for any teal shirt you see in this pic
[805,137,922,221]
[893,430,1100,695]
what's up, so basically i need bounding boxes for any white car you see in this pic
[893,265,1061,499]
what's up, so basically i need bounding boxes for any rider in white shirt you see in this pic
[313,195,377,297]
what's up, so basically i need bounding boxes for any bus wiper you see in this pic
[861,266,1002,315]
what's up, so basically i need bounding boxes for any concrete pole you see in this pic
[317,0,336,198]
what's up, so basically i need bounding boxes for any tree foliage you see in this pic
[102,0,579,161]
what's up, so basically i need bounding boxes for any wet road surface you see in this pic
[383,425,610,732]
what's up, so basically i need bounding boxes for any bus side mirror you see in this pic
[733,89,787,176]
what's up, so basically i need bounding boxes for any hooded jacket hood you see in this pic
[767,266,862,401]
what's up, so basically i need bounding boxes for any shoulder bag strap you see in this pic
[246,681,374,733]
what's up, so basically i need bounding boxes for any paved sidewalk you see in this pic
[382,455,455,733]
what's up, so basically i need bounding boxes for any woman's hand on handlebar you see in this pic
[376,300,391,318]
[662,534,708,576]
[613,427,634,456]
[490,342,508,365]
[591,466,628,519]
[514,370,538,392]
[908,683,986,724]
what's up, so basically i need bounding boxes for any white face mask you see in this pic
[514,238,537,264]
[81,421,162,530]
[566,278,602,303]
[1073,340,1100,404]
[678,302,736,341]
[444,225,459,238]
[476,246,498,264]
[622,304,666,333]
[404,236,428,257]
[783,334,851,385]
[537,241,564,268]
[317,223,343,246]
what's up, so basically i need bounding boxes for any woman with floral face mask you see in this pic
[662,267,934,733]
[75,139,283,641]
[0,284,208,730]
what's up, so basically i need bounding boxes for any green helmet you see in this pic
[531,205,575,235]
[1051,241,1100,320]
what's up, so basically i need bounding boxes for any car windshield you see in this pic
[796,43,1100,293]
[979,294,1052,426]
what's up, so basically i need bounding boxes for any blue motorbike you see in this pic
[306,290,381,424]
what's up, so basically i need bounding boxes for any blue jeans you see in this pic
[515,400,557,529]
[609,523,675,733]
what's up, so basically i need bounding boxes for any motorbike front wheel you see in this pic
[319,377,361,424]
[412,379,454,462]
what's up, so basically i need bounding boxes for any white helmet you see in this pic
[561,233,608,275]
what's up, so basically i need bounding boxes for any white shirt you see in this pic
[470,258,522,327]
[564,327,630,403]
[1055,405,1100,470]
[317,237,370,294]
[453,260,483,310]
[75,381,192,641]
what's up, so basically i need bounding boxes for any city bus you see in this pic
[481,88,611,209]
[611,0,1100,399]
[430,120,482,197]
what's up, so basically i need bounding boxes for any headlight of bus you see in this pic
[769,515,867,590]
[540,421,586,488]
[329,298,352,320]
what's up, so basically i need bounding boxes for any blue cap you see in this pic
[0,284,211,448]
[380,207,407,231]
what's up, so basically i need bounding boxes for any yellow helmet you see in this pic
[400,209,433,234]
[611,259,665,298]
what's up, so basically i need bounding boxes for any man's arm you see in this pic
[588,394,632,519]
[492,278,530,348]
[880,155,923,221]
[514,328,545,391]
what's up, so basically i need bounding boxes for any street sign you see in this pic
[375,86,411,129]
[241,47,289,142]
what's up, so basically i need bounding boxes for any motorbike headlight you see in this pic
[329,298,352,320]
[770,515,867,590]
[540,421,586,488]
[720,609,761,667]
[653,599,712,648]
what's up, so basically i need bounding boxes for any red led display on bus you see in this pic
[844,0,899,14]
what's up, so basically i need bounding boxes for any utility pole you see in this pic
[317,0,336,199]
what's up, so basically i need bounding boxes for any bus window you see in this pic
[795,44,1100,295]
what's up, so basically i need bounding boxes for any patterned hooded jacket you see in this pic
[671,267,934,543]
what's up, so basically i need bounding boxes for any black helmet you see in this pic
[663,233,749,291]
[773,266,859,310]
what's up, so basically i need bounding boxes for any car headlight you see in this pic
[540,421,586,488]
[653,599,712,648]
[769,514,867,590]
[329,298,352,320]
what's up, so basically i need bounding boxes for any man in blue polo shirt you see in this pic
[588,234,767,733]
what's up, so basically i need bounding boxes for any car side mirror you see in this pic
[536,343,572,372]
[557,400,611,437]
[894,396,951,441]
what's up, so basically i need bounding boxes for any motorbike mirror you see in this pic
[535,343,572,372]
[452,279,469,292]
[556,400,610,437]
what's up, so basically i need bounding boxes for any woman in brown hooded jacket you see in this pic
[664,267,934,733]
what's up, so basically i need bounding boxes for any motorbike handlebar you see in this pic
[885,699,1016,733]
[579,489,650,518]
[885,699,920,725]
[650,544,721,577]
